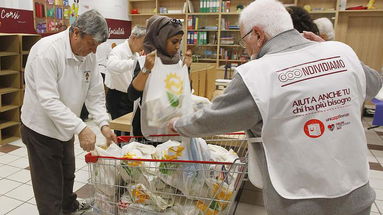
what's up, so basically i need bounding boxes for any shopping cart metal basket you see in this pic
[85,133,248,215]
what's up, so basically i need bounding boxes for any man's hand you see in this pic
[183,49,192,67]
[302,31,325,42]
[79,127,96,152]
[144,50,156,71]
[168,117,179,133]
[101,125,117,146]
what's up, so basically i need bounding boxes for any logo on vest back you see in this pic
[304,119,325,138]
[277,56,347,87]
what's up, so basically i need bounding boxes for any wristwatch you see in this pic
[141,67,151,74]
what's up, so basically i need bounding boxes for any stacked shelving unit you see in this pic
[0,34,21,145]
[128,0,383,72]
[19,34,41,104]
[0,34,40,145]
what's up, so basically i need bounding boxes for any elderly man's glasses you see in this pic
[157,19,182,35]
[239,29,253,48]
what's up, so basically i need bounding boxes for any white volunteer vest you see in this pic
[238,41,368,199]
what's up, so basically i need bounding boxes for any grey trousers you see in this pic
[21,124,79,215]
[253,143,376,215]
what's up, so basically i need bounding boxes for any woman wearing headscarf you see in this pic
[127,15,192,139]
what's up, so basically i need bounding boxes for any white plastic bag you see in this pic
[141,56,193,136]
[157,138,211,198]
[91,144,122,197]
[119,142,161,190]
[208,144,238,163]
[119,183,174,212]
[191,94,211,112]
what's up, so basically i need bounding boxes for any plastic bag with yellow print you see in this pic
[155,138,212,198]
[141,56,193,137]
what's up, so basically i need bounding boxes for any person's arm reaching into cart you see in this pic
[169,73,262,137]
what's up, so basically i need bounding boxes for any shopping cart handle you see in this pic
[85,153,99,163]
[118,136,133,143]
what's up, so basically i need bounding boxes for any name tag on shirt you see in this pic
[83,71,91,83]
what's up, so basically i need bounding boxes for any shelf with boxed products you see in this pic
[129,0,253,67]
[33,0,71,34]
[130,0,382,71]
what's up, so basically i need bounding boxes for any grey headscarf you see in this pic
[144,15,184,64]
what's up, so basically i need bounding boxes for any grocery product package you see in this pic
[141,56,193,136]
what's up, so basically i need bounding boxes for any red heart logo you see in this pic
[328,124,334,131]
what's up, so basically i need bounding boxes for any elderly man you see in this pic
[169,0,382,214]
[105,25,146,136]
[21,10,116,214]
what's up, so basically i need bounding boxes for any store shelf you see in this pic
[0,70,19,76]
[221,29,240,32]
[196,58,217,61]
[0,35,20,53]
[0,136,20,145]
[0,105,19,113]
[219,59,242,62]
[188,44,217,47]
[187,29,218,31]
[339,9,383,13]
[129,13,156,16]
[0,90,20,109]
[0,52,19,57]
[220,44,241,47]
[309,10,336,14]
[0,123,20,145]
[0,88,19,95]
[188,13,220,16]
[0,121,18,129]
[159,13,186,16]
[0,55,21,71]
[220,12,240,15]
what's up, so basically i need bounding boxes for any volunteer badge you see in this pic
[84,71,90,83]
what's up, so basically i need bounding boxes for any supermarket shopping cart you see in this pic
[85,133,248,215]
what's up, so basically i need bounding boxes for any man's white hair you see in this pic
[314,18,335,41]
[130,26,146,38]
[239,0,294,38]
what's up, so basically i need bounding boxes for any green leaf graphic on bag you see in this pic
[167,91,180,107]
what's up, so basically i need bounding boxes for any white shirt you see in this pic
[238,41,368,199]
[105,40,139,92]
[21,29,110,141]
[96,42,112,74]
